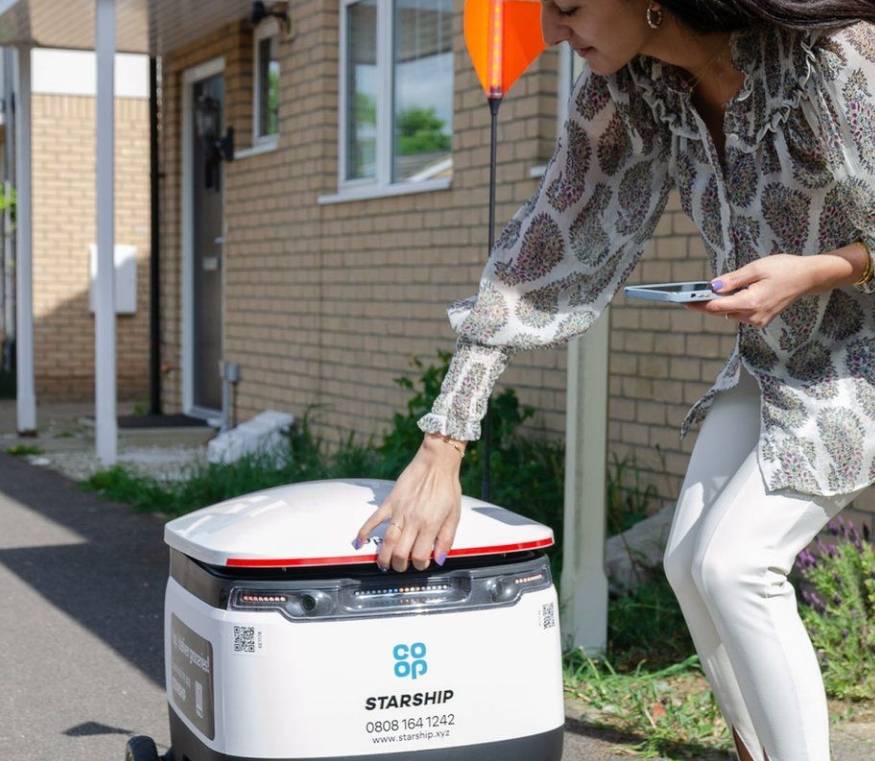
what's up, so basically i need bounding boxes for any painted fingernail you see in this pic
[352,537,362,550]
[379,563,389,573]
[436,552,446,566]
[711,279,725,292]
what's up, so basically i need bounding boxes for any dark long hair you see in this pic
[659,0,875,33]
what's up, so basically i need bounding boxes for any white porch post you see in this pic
[95,0,117,464]
[14,44,35,435]
[559,312,611,655]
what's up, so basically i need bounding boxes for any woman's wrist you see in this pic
[806,242,872,294]
[421,432,467,465]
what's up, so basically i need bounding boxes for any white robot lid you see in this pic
[163,478,554,568]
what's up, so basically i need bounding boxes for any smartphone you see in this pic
[623,281,727,303]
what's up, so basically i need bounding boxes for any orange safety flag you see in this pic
[464,0,547,99]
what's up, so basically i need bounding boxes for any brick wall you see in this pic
[158,2,874,524]
[31,93,151,400]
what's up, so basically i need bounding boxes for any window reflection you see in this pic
[258,35,279,137]
[392,0,453,182]
[346,0,378,180]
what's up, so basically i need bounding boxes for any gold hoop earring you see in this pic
[646,3,664,29]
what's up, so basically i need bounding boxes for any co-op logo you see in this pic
[393,642,428,680]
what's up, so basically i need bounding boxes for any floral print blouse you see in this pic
[417,21,875,498]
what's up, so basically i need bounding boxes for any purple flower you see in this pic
[802,589,827,614]
[797,549,817,569]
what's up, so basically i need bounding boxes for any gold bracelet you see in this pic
[429,433,465,458]
[854,240,874,286]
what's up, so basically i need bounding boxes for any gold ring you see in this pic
[388,521,403,531]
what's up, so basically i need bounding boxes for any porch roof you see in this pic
[0,0,252,56]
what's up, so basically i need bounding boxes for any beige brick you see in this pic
[638,401,667,425]
[671,213,699,235]
[654,333,686,356]
[639,356,669,379]
[621,422,651,446]
[655,236,687,260]
[686,334,723,358]
[670,358,701,381]
[624,332,654,353]
[611,398,636,422]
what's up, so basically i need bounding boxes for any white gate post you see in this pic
[559,311,611,655]
[95,0,118,464]
[14,45,35,435]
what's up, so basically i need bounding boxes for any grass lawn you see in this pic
[563,651,875,760]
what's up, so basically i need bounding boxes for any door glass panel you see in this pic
[192,73,224,411]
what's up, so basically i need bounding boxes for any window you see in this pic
[338,0,453,193]
[254,17,280,147]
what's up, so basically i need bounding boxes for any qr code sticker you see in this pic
[233,625,256,653]
[540,602,556,629]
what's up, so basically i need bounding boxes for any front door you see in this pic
[191,72,224,411]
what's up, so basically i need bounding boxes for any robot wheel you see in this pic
[124,735,161,761]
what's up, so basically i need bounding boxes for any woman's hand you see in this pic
[683,255,817,327]
[352,434,465,572]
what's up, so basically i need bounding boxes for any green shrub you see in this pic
[6,444,42,456]
[606,449,661,536]
[607,575,695,671]
[794,515,875,700]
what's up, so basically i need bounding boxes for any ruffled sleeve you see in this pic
[416,63,674,442]
[807,22,875,294]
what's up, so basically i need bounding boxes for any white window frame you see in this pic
[560,41,583,129]
[237,16,280,159]
[320,0,452,204]
[531,42,576,179]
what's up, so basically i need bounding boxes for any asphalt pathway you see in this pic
[0,451,170,759]
[1,450,869,761]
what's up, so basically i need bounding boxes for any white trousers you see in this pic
[663,363,866,761]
